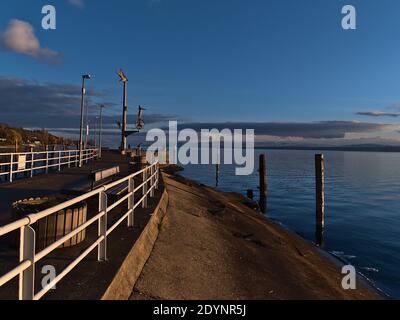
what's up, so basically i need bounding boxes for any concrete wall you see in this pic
[101,188,169,300]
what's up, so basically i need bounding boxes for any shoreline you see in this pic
[255,146,400,153]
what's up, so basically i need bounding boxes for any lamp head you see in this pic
[82,74,91,80]
[118,69,128,82]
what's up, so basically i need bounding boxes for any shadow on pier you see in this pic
[0,150,164,300]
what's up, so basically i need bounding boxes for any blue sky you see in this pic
[1,0,400,146]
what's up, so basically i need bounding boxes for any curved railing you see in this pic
[0,162,159,300]
[0,149,98,183]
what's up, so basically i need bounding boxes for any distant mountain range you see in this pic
[255,144,400,152]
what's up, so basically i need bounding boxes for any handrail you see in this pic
[0,149,98,183]
[0,161,160,300]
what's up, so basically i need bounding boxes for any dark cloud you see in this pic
[0,77,102,116]
[356,111,400,118]
[177,121,392,139]
[0,77,175,128]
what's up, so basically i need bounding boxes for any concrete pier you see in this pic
[131,171,379,300]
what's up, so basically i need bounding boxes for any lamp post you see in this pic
[118,69,128,155]
[79,74,91,167]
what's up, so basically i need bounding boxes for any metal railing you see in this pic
[0,162,160,300]
[0,149,98,183]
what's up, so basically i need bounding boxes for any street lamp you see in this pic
[79,74,91,167]
[118,69,128,155]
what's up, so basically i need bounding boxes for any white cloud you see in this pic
[68,0,85,8]
[0,19,61,64]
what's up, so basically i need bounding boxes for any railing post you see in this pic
[68,151,71,168]
[58,151,61,171]
[19,226,36,300]
[156,164,159,190]
[150,165,155,197]
[45,148,49,174]
[98,190,108,261]
[142,168,148,208]
[79,149,82,168]
[30,152,34,178]
[9,154,13,183]
[128,177,135,228]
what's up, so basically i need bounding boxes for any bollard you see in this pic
[247,189,254,200]
[315,154,325,246]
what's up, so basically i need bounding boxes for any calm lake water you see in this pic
[180,149,400,298]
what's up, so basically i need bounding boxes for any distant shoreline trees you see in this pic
[0,123,76,148]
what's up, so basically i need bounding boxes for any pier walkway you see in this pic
[131,172,379,300]
[0,151,164,300]
[0,151,130,226]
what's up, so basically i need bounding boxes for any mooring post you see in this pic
[315,154,325,246]
[259,154,267,213]
[216,163,220,187]
[247,189,254,200]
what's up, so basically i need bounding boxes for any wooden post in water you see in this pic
[259,154,267,213]
[215,149,220,187]
[315,154,325,246]
[216,163,220,187]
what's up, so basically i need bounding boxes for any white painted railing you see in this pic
[0,149,98,183]
[0,162,160,300]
